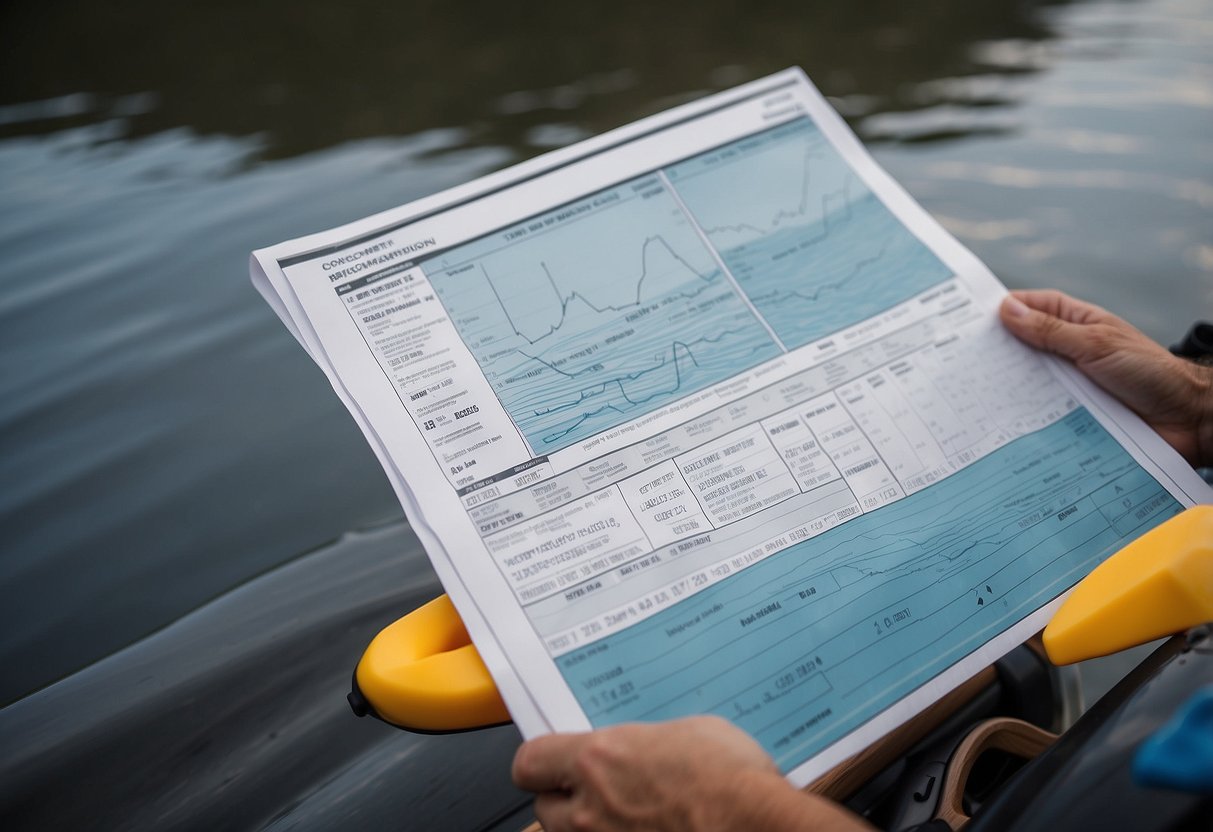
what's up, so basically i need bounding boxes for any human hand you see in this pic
[512,716,869,831]
[1000,290,1213,467]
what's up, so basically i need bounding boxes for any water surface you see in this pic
[1,0,1209,709]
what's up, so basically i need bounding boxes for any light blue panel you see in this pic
[666,117,954,349]
[423,175,780,452]
[556,408,1182,771]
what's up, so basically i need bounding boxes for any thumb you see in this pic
[999,294,1096,363]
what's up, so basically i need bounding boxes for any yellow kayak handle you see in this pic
[1044,505,1213,665]
[350,594,510,731]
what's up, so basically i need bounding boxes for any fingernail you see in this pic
[1003,296,1030,319]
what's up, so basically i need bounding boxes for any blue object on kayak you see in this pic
[1133,685,1213,795]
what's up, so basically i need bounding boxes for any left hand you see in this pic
[511,716,870,831]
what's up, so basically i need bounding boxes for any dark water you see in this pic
[0,0,1209,824]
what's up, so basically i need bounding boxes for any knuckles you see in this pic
[577,730,626,776]
[1080,323,1129,358]
[1032,312,1067,346]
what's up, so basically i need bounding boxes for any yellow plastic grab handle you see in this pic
[1044,505,1213,665]
[352,594,509,731]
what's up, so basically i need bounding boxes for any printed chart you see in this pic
[555,408,1181,771]
[666,118,954,348]
[424,176,780,452]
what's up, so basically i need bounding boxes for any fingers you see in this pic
[1005,289,1109,325]
[512,733,587,792]
[999,295,1094,362]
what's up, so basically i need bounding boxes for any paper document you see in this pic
[251,68,1210,785]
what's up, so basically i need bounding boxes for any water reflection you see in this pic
[0,0,1209,712]
[1,0,1073,159]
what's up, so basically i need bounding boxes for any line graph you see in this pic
[478,235,715,347]
[423,176,781,452]
[666,118,954,349]
[695,136,831,241]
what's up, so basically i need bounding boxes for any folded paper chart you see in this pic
[250,68,1211,785]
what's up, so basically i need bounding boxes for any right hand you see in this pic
[999,289,1213,467]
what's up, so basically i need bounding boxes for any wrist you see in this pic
[1190,363,1213,468]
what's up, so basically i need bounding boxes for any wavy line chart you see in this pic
[666,118,954,349]
[423,176,781,452]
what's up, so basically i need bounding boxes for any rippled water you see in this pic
[1,0,1210,712]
